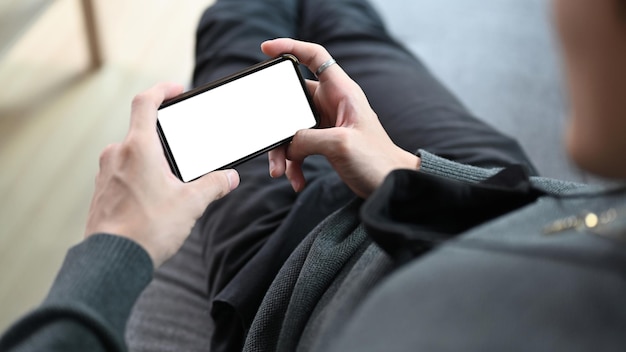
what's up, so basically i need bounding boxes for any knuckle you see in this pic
[293,129,307,141]
[181,183,200,199]
[205,172,231,199]
[131,91,159,112]
[331,128,354,154]
[312,43,325,54]
[99,143,118,166]
[131,92,149,108]
[333,127,353,140]
[117,140,141,162]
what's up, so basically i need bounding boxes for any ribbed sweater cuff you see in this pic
[418,149,501,183]
[43,234,153,347]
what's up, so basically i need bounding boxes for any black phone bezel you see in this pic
[156,54,319,182]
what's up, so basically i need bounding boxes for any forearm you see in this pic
[0,234,153,352]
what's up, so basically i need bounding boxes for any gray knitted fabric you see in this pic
[418,150,588,194]
[243,199,367,352]
[242,149,601,352]
[297,242,393,352]
[0,235,153,352]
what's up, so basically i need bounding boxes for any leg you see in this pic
[193,0,299,86]
[192,0,353,301]
[298,0,538,172]
[126,223,214,351]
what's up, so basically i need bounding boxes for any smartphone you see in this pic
[157,55,319,182]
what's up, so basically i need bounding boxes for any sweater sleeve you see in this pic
[0,234,153,352]
[418,149,588,194]
[418,149,502,183]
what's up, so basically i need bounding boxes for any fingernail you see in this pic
[291,179,301,193]
[269,160,276,178]
[227,170,240,191]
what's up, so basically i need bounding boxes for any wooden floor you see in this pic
[0,0,214,331]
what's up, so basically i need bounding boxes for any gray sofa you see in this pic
[370,0,584,182]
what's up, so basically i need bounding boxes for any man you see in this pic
[2,0,625,351]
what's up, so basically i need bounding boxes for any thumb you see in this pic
[287,128,349,162]
[191,169,240,203]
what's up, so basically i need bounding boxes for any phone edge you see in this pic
[157,54,319,183]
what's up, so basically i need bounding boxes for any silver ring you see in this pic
[315,58,337,78]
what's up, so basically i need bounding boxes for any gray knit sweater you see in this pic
[2,150,624,351]
[0,235,153,351]
[243,151,626,352]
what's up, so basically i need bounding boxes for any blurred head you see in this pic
[554,0,626,179]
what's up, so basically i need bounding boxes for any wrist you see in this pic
[366,149,421,198]
[400,149,421,171]
[85,225,161,268]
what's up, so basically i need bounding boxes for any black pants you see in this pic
[127,0,536,351]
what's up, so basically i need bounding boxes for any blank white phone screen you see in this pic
[157,60,317,182]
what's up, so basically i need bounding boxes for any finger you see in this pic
[191,169,240,204]
[285,159,306,192]
[261,38,344,83]
[129,82,184,134]
[268,145,287,178]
